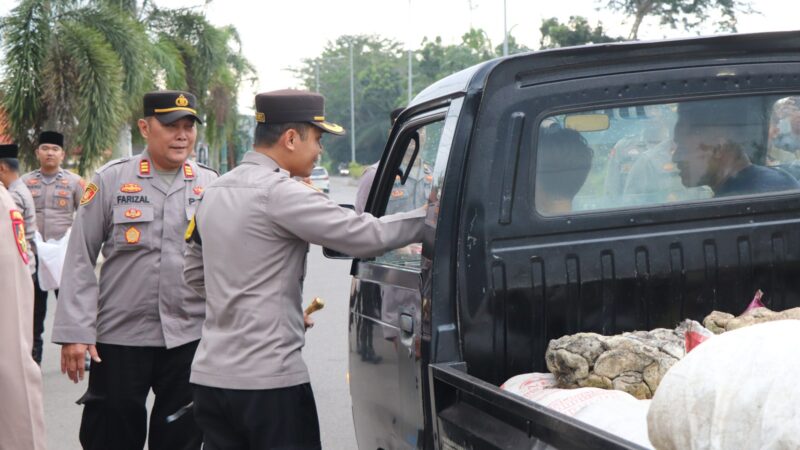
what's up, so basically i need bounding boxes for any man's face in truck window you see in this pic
[672,120,719,189]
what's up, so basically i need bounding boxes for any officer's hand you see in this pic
[61,343,101,383]
[304,313,314,330]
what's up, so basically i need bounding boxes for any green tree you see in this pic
[602,0,755,40]
[1,1,254,174]
[143,7,255,171]
[539,16,624,49]
[295,35,407,166]
[1,0,152,173]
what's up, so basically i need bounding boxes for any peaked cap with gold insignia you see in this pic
[255,89,345,136]
[144,90,202,124]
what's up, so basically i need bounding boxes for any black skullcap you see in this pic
[39,131,64,148]
[0,144,18,159]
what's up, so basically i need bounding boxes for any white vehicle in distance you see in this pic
[309,166,330,193]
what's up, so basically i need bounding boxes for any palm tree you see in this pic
[1,0,154,174]
[1,0,254,174]
[146,7,255,170]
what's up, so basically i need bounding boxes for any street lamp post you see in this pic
[408,0,413,103]
[503,0,508,56]
[349,41,356,163]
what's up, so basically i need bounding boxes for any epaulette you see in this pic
[96,157,132,174]
[196,161,219,176]
[299,180,322,193]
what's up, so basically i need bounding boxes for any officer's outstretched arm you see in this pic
[183,215,206,298]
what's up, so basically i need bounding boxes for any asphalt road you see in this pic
[40,175,360,449]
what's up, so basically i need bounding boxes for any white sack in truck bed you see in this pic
[502,373,654,449]
[545,326,687,399]
[647,320,800,450]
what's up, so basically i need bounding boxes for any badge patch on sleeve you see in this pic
[80,182,98,205]
[10,210,29,264]
[125,226,141,244]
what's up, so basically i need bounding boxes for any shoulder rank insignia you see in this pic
[300,180,322,192]
[139,159,151,176]
[184,215,201,244]
[120,183,143,193]
[80,182,99,206]
[125,226,141,244]
[10,210,29,264]
[124,208,142,219]
[183,163,194,179]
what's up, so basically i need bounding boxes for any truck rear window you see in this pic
[534,95,800,215]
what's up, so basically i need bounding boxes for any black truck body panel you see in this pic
[344,31,800,449]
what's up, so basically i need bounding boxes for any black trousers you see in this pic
[32,255,56,365]
[77,341,202,450]
[193,383,321,450]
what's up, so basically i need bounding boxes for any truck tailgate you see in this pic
[429,362,649,450]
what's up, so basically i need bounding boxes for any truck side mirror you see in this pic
[323,204,355,259]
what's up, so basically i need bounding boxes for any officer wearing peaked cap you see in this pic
[20,131,83,365]
[184,89,426,449]
[53,90,217,450]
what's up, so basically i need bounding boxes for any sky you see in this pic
[1,0,798,111]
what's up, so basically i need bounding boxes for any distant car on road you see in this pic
[338,162,350,176]
[309,166,330,193]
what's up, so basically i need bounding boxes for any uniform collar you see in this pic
[138,150,196,181]
[138,151,153,178]
[36,167,64,181]
[241,151,289,176]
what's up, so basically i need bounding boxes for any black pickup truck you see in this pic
[331,31,800,449]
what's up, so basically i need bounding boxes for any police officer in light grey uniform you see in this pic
[0,182,46,450]
[20,131,81,364]
[0,143,37,275]
[53,90,216,450]
[185,90,426,449]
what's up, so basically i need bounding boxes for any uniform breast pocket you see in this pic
[54,188,73,210]
[112,205,154,251]
[29,188,44,209]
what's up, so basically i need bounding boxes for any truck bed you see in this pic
[429,362,649,450]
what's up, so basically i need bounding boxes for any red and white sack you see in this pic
[502,373,654,448]
[648,320,800,450]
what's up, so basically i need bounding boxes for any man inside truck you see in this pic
[535,126,594,214]
[672,98,800,197]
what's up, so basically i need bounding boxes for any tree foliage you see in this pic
[602,0,755,40]
[295,29,529,167]
[539,16,623,49]
[0,0,254,175]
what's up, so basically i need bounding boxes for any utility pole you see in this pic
[408,0,413,103]
[315,61,320,93]
[503,0,509,56]
[349,41,356,163]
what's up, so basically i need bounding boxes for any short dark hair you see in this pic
[676,97,762,157]
[536,128,593,200]
[254,122,311,148]
[0,158,19,172]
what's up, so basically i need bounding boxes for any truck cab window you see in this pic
[373,120,445,269]
[534,95,800,216]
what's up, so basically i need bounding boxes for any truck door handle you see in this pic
[400,313,414,335]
